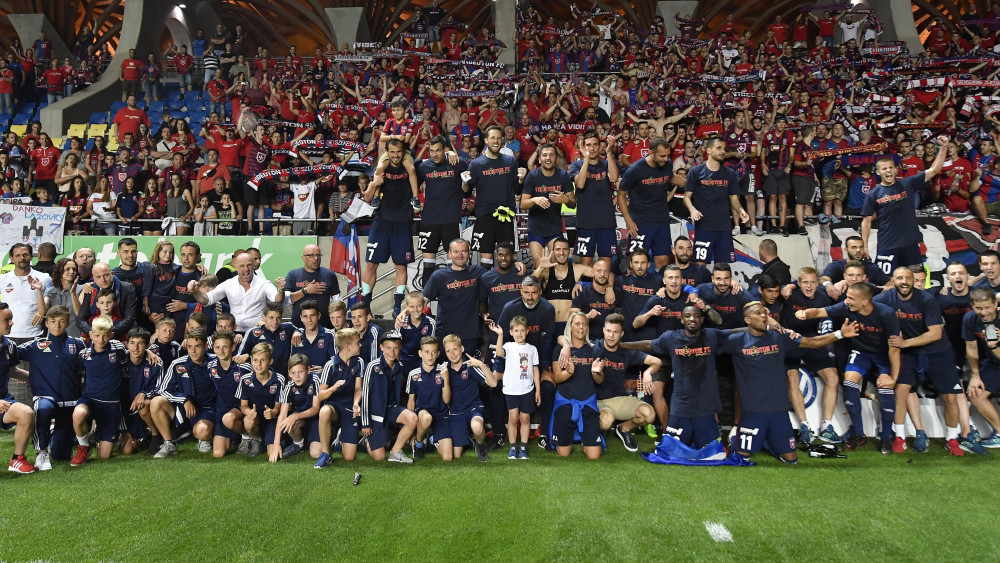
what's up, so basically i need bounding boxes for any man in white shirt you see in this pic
[186,252,279,332]
[0,244,50,341]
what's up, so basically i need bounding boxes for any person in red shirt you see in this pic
[112,94,151,143]
[205,77,231,120]
[896,139,925,179]
[0,62,14,115]
[173,44,194,92]
[30,132,61,198]
[196,148,232,194]
[40,59,65,104]
[119,48,143,102]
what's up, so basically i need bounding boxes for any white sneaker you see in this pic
[751,226,765,236]
[236,438,251,455]
[154,441,178,458]
[35,450,52,471]
[197,440,212,453]
[387,450,414,464]
[731,226,741,236]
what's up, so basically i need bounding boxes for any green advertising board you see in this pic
[28,236,318,279]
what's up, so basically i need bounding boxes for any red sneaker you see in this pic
[945,439,965,457]
[892,437,907,453]
[70,445,90,467]
[8,455,36,474]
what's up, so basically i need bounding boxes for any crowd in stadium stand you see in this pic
[6,3,1000,473]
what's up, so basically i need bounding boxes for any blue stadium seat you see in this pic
[148,112,162,125]
[135,100,146,111]
[11,113,31,125]
[109,101,127,114]
[12,102,33,114]
[148,100,166,113]
[62,138,72,150]
[183,90,201,102]
[0,114,9,126]
[85,138,95,151]
[166,90,182,102]
[90,112,107,124]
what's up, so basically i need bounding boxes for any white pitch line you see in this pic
[704,521,734,543]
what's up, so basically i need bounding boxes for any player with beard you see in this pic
[415,136,467,288]
[937,264,977,441]
[875,266,967,455]
[861,135,949,275]
[781,267,840,443]
[613,250,662,343]
[363,139,419,314]
[521,144,575,267]
[570,131,620,267]
[672,237,712,287]
[481,243,523,448]
[532,238,593,336]
[236,120,272,234]
[819,236,890,301]
[962,289,1000,449]
[464,125,523,268]
[685,138,749,266]
[569,259,617,342]
[796,282,900,453]
[618,138,682,270]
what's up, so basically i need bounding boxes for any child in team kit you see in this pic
[0,302,38,474]
[213,330,254,457]
[406,336,453,460]
[235,302,297,373]
[71,316,130,465]
[237,343,286,459]
[316,328,364,467]
[395,291,435,376]
[441,334,497,462]
[208,312,242,349]
[121,327,163,456]
[490,316,541,460]
[360,331,417,463]
[149,318,182,366]
[149,328,216,458]
[273,354,321,462]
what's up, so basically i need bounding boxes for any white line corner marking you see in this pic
[704,521,734,543]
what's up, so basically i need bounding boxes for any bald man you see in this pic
[73,247,96,283]
[280,244,341,328]
[188,252,280,332]
[76,262,139,336]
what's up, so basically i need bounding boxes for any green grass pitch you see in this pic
[1,432,999,562]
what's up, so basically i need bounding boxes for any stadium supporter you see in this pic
[75,262,139,337]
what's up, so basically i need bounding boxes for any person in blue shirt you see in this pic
[291,300,336,375]
[464,125,523,267]
[149,328,215,458]
[359,331,417,464]
[315,328,365,467]
[415,136,469,287]
[520,144,576,267]
[209,330,254,458]
[70,316,129,466]
[861,134,949,275]
[618,137,682,270]
[394,291,436,378]
[684,137,749,264]
[0,302,38,474]
[441,334,496,461]
[235,301,297,374]
[406,336,453,460]
[120,327,163,456]
[236,342,286,461]
[963,288,1000,449]
[272,354,321,462]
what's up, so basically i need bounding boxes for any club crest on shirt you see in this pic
[435,374,443,385]
[269,384,277,394]
[68,342,76,354]
[108,352,116,363]
[279,332,286,341]
[144,367,151,379]
[37,341,51,351]
[4,283,12,293]
[252,329,264,337]
[317,339,324,348]
[81,349,91,360]
[176,365,188,374]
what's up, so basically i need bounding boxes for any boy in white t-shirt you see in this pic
[489,315,540,460]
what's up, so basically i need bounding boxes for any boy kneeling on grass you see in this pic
[406,336,453,461]
[314,328,363,468]
[71,316,130,466]
[271,353,321,462]
[360,330,417,464]
[212,330,254,457]
[0,302,38,474]
[120,327,163,456]
[149,328,216,458]
[490,315,540,460]
[237,343,285,459]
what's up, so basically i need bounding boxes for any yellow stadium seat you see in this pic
[106,138,119,151]
[66,124,88,138]
[10,124,26,136]
[49,137,62,147]
[88,124,107,138]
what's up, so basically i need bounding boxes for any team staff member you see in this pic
[618,137,681,270]
[280,244,340,329]
[861,135,949,274]
[464,125,523,268]
[684,137,750,265]
[188,252,280,333]
[521,144,576,266]
[0,243,50,341]
[570,131,620,267]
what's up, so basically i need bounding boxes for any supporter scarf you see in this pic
[867,93,906,104]
[674,14,704,24]
[951,79,1000,88]
[961,95,1000,117]
[703,70,766,84]
[444,89,503,97]
[292,139,367,153]
[401,32,428,39]
[906,77,949,89]
[428,58,506,69]
[805,142,888,159]
[248,164,342,190]
[354,42,381,49]
[866,46,906,56]
[841,152,899,167]
[876,122,930,130]
[332,56,374,63]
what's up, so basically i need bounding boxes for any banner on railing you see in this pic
[50,236,316,280]
[0,204,67,253]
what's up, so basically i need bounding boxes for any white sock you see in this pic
[821,420,833,431]
[893,424,906,439]
[242,434,251,440]
[947,426,960,441]
[294,439,304,447]
[77,436,88,446]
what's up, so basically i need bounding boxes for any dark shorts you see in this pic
[448,405,484,447]
[367,218,415,265]
[664,413,719,449]
[77,398,121,443]
[784,346,835,372]
[416,222,460,255]
[366,420,390,451]
[632,223,673,257]
[419,408,453,441]
[505,390,536,414]
[1,396,17,430]
[213,409,241,440]
[241,175,273,207]
[551,403,602,447]
[575,227,617,258]
[979,363,1000,395]
[123,411,146,441]
[248,413,277,444]
[791,175,817,205]
[650,356,673,384]
[471,213,515,255]
[527,232,562,247]
[762,169,791,196]
[914,351,963,394]
[875,244,922,275]
[845,349,891,378]
[122,80,140,97]
[332,405,360,445]
[693,229,734,263]
[736,411,796,454]
[740,170,761,198]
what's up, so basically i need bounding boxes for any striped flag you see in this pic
[329,218,360,306]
